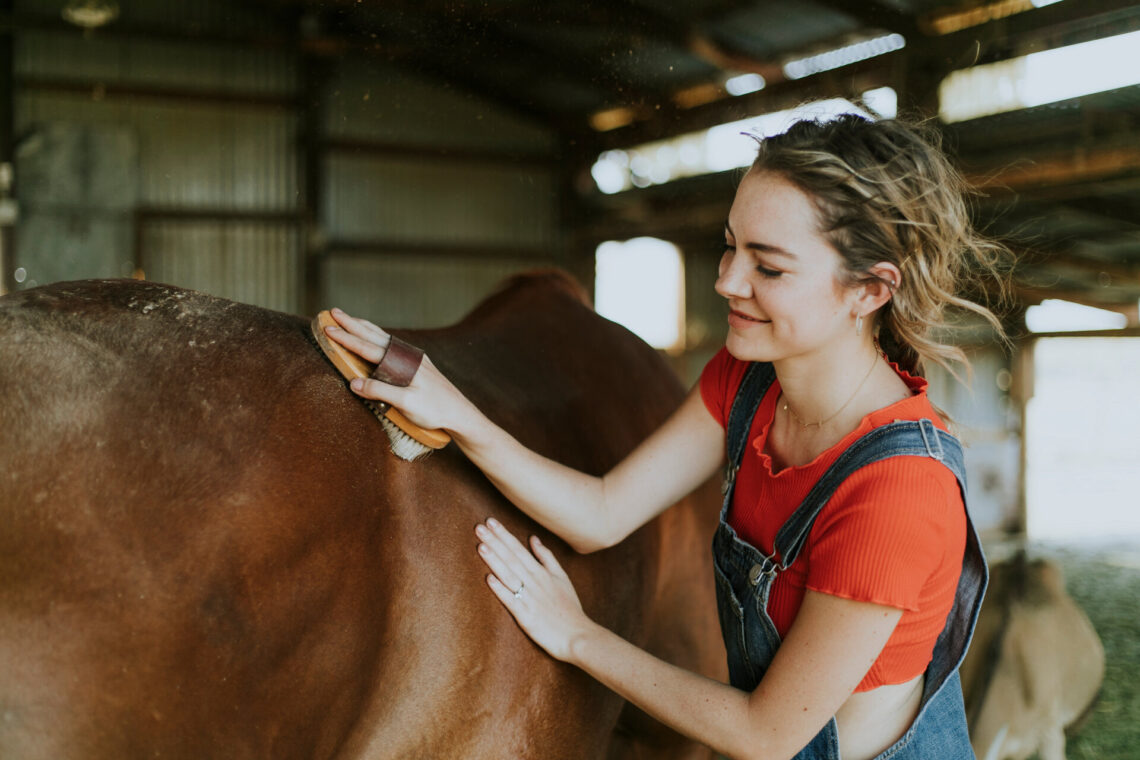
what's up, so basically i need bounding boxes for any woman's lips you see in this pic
[728,310,769,329]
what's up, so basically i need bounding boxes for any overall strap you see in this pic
[768,419,987,702]
[720,362,777,519]
[772,418,967,568]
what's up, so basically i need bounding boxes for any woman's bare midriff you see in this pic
[833,674,924,760]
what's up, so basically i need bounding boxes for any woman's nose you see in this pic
[715,252,751,300]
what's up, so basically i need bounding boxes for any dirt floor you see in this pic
[1037,543,1140,760]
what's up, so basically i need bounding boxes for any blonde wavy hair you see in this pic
[749,113,1014,380]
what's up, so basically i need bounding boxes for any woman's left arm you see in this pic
[476,519,902,760]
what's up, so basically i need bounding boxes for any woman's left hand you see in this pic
[475,518,593,663]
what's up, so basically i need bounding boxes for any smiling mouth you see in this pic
[730,309,769,323]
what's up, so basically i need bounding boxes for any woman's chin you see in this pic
[724,333,778,363]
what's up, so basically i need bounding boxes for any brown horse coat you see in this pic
[0,272,724,759]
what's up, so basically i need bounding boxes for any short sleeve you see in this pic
[804,457,965,612]
[698,347,746,429]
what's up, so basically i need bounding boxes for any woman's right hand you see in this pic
[323,307,478,435]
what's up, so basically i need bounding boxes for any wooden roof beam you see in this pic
[306,7,568,131]
[809,0,923,40]
[1013,282,1140,313]
[1053,197,1140,230]
[964,143,1140,195]
[936,0,1140,66]
[1015,245,1140,285]
[586,51,899,152]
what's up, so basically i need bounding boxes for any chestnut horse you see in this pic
[0,272,724,759]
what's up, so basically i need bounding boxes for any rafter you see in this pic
[1016,245,1140,285]
[964,144,1140,194]
[1013,282,1140,313]
[312,7,568,129]
[0,7,294,48]
[588,51,899,151]
[1055,197,1140,230]
[936,0,1140,66]
[810,0,923,39]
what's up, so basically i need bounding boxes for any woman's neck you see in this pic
[767,342,911,470]
[773,341,884,427]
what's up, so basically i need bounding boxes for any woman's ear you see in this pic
[855,261,902,315]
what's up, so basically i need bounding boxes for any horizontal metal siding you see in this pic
[320,55,561,325]
[118,0,267,29]
[324,154,555,246]
[16,99,298,211]
[13,0,273,42]
[13,19,564,325]
[320,254,538,329]
[324,61,555,153]
[15,30,296,95]
[15,25,301,311]
[141,221,300,313]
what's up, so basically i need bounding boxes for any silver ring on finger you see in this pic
[513,582,525,599]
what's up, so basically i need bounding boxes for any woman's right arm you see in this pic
[325,309,725,553]
[459,385,725,552]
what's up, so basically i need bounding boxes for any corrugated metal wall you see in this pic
[10,0,563,326]
[316,59,561,328]
[14,10,301,311]
[140,222,299,313]
[323,62,554,152]
[322,155,554,247]
[325,254,534,328]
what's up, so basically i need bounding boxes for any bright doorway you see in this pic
[1025,337,1140,543]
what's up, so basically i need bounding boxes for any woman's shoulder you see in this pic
[813,452,966,569]
[844,392,964,506]
[824,368,966,530]
[836,451,963,506]
[862,362,951,433]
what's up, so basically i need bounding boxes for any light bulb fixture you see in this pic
[62,0,120,30]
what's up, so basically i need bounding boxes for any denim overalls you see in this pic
[712,362,987,760]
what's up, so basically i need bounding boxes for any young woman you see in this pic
[324,114,1011,760]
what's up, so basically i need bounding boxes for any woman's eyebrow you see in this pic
[724,223,796,258]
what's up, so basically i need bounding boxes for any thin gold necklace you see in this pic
[782,354,880,429]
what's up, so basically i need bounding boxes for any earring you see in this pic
[855,314,864,337]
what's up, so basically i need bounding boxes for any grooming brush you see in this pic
[310,310,451,461]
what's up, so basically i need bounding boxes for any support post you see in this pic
[300,52,328,317]
[0,0,15,295]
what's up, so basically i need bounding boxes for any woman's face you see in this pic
[716,170,860,364]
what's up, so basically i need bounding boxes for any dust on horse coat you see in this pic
[0,272,725,760]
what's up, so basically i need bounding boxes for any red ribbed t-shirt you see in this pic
[700,348,966,692]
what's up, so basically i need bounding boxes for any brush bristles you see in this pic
[307,328,435,462]
[365,400,434,461]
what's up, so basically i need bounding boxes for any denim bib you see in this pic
[712,362,986,760]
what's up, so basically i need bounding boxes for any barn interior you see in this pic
[2,1,1138,756]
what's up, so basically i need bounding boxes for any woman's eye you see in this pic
[721,243,781,278]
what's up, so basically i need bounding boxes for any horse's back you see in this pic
[0,276,722,759]
[1,280,402,757]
